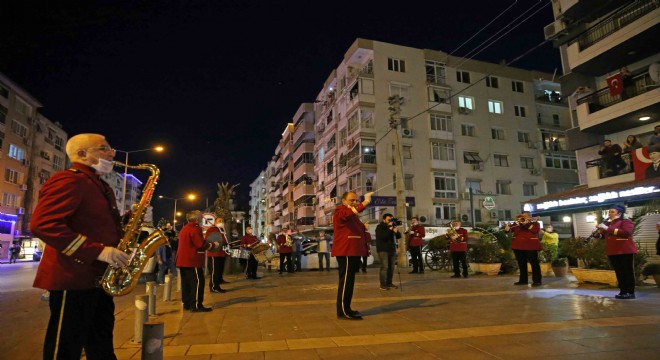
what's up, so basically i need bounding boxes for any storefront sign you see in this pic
[367,196,416,207]
[530,186,657,211]
[483,197,496,210]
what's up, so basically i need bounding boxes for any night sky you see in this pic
[0,0,560,221]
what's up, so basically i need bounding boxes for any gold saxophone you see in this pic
[101,162,168,297]
[446,223,458,242]
[285,234,293,247]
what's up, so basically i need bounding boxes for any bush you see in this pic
[540,244,558,263]
[427,235,449,251]
[468,237,503,263]
[642,263,660,276]
[551,257,567,267]
[560,237,611,270]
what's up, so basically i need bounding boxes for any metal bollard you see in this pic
[133,294,149,343]
[163,274,172,302]
[177,273,182,292]
[146,281,157,316]
[142,321,164,360]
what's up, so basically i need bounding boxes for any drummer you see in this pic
[241,225,261,280]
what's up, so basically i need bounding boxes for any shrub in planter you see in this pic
[427,235,449,251]
[468,237,503,264]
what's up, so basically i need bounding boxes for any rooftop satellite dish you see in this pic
[649,63,660,84]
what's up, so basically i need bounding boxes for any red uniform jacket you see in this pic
[241,234,259,249]
[361,231,372,257]
[409,224,426,247]
[205,226,228,257]
[603,217,637,256]
[276,234,293,254]
[331,203,367,257]
[176,222,210,267]
[509,222,542,251]
[450,228,469,252]
[31,163,123,290]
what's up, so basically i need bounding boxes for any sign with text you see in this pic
[367,196,416,207]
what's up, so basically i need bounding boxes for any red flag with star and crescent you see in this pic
[606,73,623,96]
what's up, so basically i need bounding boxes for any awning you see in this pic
[524,177,659,215]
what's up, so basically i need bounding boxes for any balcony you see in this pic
[576,71,659,133]
[296,205,315,218]
[585,152,635,187]
[346,154,376,168]
[293,162,314,181]
[347,111,375,137]
[566,0,659,75]
[293,184,314,201]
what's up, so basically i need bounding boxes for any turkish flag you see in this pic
[607,73,623,96]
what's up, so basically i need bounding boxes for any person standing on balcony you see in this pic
[619,66,633,100]
[622,135,643,152]
[598,139,626,176]
[649,125,660,146]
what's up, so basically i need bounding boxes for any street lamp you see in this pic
[158,194,196,227]
[116,146,164,214]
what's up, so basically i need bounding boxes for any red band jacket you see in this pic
[276,234,293,254]
[409,224,426,247]
[449,228,469,252]
[241,234,259,249]
[331,203,367,257]
[205,226,228,257]
[508,222,542,251]
[603,217,637,256]
[31,163,123,290]
[176,222,211,267]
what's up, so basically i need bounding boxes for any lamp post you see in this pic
[115,146,164,214]
[159,194,196,227]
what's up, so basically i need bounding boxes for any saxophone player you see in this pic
[276,227,294,274]
[449,219,469,278]
[504,211,542,287]
[407,217,426,274]
[31,134,130,359]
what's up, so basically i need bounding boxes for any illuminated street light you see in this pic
[159,194,196,226]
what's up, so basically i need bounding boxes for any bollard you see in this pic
[133,294,149,343]
[142,321,164,360]
[163,274,172,302]
[146,281,157,316]
[177,273,182,292]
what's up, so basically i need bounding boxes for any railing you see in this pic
[585,152,633,179]
[576,72,652,112]
[426,74,447,85]
[346,154,376,167]
[575,0,658,51]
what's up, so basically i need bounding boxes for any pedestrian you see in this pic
[10,242,20,263]
[504,211,542,287]
[276,227,294,274]
[598,204,637,299]
[163,222,178,259]
[241,225,260,279]
[449,219,469,278]
[332,191,373,320]
[205,217,229,293]
[375,213,401,290]
[317,230,331,271]
[31,133,130,359]
[155,241,176,285]
[176,210,220,312]
[292,231,303,272]
[540,224,559,261]
[407,216,425,274]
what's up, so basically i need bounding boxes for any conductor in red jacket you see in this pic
[31,133,130,360]
[176,210,219,312]
[504,211,542,286]
[332,191,373,320]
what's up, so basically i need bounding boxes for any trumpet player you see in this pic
[407,217,426,274]
[31,134,129,359]
[504,211,542,287]
[276,227,294,274]
[600,204,637,299]
[449,219,469,278]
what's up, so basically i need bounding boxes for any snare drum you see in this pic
[254,249,275,263]
[251,243,270,255]
[230,248,242,258]
[238,249,250,259]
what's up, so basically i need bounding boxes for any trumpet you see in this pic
[515,214,540,224]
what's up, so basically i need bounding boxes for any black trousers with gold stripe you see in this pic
[180,267,205,309]
[44,288,116,360]
[336,256,361,317]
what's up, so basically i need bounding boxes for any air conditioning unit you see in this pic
[20,184,28,191]
[458,107,471,114]
[417,213,429,224]
[527,141,536,149]
[490,211,498,218]
[401,129,414,138]
[530,169,541,176]
[17,207,25,215]
[543,19,567,40]
[472,163,484,171]
[461,214,469,222]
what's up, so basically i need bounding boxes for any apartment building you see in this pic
[525,0,659,250]
[250,38,576,237]
[249,170,268,238]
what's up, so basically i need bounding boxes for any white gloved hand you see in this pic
[598,223,609,230]
[363,192,374,203]
[450,235,458,240]
[97,247,130,267]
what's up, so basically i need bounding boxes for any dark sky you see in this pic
[0,0,560,221]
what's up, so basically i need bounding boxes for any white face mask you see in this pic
[92,158,114,174]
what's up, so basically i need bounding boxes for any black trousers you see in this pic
[609,253,635,294]
[208,256,226,290]
[180,267,205,309]
[279,253,293,273]
[514,249,541,284]
[336,256,360,317]
[246,254,259,278]
[44,288,116,360]
[410,245,424,272]
[452,251,468,276]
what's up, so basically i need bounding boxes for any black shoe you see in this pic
[419,271,424,274]
[337,314,363,320]
[220,280,230,284]
[361,269,367,273]
[531,282,542,287]
[409,271,419,274]
[191,306,212,312]
[379,286,390,290]
[211,288,227,293]
[350,310,362,317]
[514,282,528,285]
[450,275,461,278]
[463,275,469,278]
[387,284,398,289]
[183,304,191,310]
[615,293,636,299]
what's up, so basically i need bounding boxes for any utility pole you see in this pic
[388,95,408,269]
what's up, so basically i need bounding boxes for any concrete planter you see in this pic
[570,268,618,286]
[653,274,660,287]
[527,263,554,277]
[472,263,501,276]
[551,264,569,277]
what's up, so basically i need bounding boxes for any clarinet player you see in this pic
[598,204,637,299]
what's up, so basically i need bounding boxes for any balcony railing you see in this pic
[346,154,376,167]
[585,152,634,179]
[576,72,653,113]
[575,0,658,51]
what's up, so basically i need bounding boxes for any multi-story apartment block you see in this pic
[249,170,268,238]
[250,38,576,238]
[525,0,659,250]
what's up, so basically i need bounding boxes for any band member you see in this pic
[358,222,371,273]
[206,217,229,293]
[241,225,261,279]
[176,210,219,312]
[407,217,426,274]
[31,133,130,359]
[504,211,542,286]
[276,227,294,274]
[449,219,469,278]
[599,204,637,299]
[333,191,373,320]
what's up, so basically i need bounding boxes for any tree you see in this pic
[213,182,239,239]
